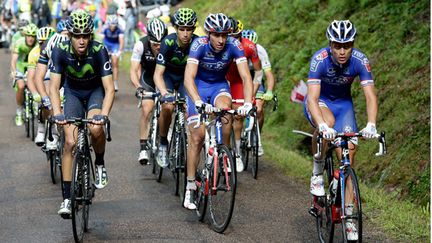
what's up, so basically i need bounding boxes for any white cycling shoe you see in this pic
[310,175,325,196]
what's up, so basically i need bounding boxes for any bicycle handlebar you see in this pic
[48,117,112,142]
[313,131,387,159]
[137,91,160,108]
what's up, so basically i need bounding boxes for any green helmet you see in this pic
[173,8,197,27]
[66,9,94,35]
[24,23,38,36]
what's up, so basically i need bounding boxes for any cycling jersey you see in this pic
[250,43,272,97]
[226,37,260,101]
[131,36,157,91]
[13,37,35,73]
[49,40,112,90]
[304,47,374,133]
[28,44,50,80]
[186,36,246,119]
[39,33,69,65]
[156,33,199,76]
[11,31,23,48]
[307,47,374,101]
[103,26,124,44]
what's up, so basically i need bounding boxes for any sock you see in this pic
[140,139,147,151]
[235,139,241,154]
[313,158,324,175]
[186,177,196,190]
[63,181,71,199]
[16,106,23,114]
[37,122,45,132]
[95,152,105,166]
[160,136,168,146]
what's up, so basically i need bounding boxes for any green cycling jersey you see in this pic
[13,37,35,73]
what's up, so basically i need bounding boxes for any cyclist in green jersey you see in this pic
[10,23,38,126]
[10,18,29,50]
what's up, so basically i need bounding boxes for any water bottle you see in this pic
[331,170,340,195]
[206,147,214,165]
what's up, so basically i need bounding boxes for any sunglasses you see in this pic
[72,34,92,40]
[332,42,354,50]
[149,40,161,45]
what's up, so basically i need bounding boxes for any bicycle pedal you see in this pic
[308,207,318,218]
[60,213,71,220]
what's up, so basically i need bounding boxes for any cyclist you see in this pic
[33,19,69,149]
[10,23,38,126]
[305,20,377,241]
[242,29,276,156]
[102,14,124,92]
[130,18,167,165]
[27,26,55,146]
[226,18,262,171]
[153,7,198,168]
[10,18,29,50]
[183,13,253,209]
[49,10,114,217]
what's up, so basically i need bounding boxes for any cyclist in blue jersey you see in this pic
[183,13,254,210]
[305,20,378,241]
[153,7,199,168]
[49,10,115,217]
[130,18,167,164]
[102,14,124,91]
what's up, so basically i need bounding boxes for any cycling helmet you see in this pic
[56,19,68,33]
[37,26,55,41]
[66,9,94,35]
[147,18,167,42]
[18,19,29,30]
[172,8,197,27]
[326,20,356,43]
[242,29,258,44]
[24,23,38,36]
[46,33,69,59]
[107,15,118,26]
[204,13,231,33]
[230,17,243,36]
[159,15,171,25]
[86,4,97,12]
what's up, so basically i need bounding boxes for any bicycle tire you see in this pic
[168,121,179,195]
[250,122,259,179]
[71,152,86,243]
[30,105,35,141]
[240,131,249,170]
[195,148,208,222]
[49,150,58,184]
[208,145,237,233]
[178,130,187,204]
[24,99,30,138]
[342,167,362,243]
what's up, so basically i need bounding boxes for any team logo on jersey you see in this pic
[327,67,336,76]
[104,61,112,71]
[66,64,94,78]
[157,53,165,63]
[315,50,328,61]
[93,43,104,52]
[233,39,244,51]
[165,39,175,46]
[59,42,68,51]
[170,55,188,65]
[362,58,372,72]
[221,52,229,60]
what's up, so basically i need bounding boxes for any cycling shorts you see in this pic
[303,96,358,133]
[229,77,244,101]
[164,72,185,98]
[63,86,104,119]
[104,41,121,56]
[255,83,266,99]
[186,80,231,124]
[140,72,156,100]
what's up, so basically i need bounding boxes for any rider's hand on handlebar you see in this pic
[195,100,213,113]
[360,122,377,139]
[318,123,337,140]
[262,90,274,101]
[238,102,253,116]
[161,93,175,103]
[42,96,52,109]
[53,114,66,125]
[92,115,108,125]
[135,87,145,99]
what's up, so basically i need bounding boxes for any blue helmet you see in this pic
[242,29,258,44]
[204,13,232,33]
[56,19,67,33]
[326,20,356,43]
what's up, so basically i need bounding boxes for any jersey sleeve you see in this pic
[187,37,207,64]
[352,50,374,86]
[38,41,50,65]
[244,40,260,66]
[230,38,247,64]
[27,46,39,69]
[49,46,63,74]
[156,37,171,66]
[257,44,271,71]
[307,49,328,85]
[95,43,113,77]
[131,41,144,62]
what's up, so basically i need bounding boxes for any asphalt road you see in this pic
[0,49,391,242]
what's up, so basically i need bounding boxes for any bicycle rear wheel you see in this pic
[240,130,249,170]
[177,131,187,204]
[30,104,35,141]
[208,145,236,233]
[71,152,86,243]
[24,99,30,138]
[49,150,61,184]
[250,122,259,179]
[342,167,362,243]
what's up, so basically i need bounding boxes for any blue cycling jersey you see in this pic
[307,47,374,100]
[187,36,246,83]
[103,27,124,44]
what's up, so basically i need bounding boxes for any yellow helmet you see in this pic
[159,15,171,24]
[86,4,96,12]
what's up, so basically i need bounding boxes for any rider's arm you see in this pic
[49,73,62,115]
[118,34,124,53]
[100,75,115,116]
[153,64,168,95]
[26,68,38,93]
[10,52,18,74]
[237,61,253,104]
[184,61,200,102]
[34,63,49,96]
[264,69,275,91]
[130,41,143,89]
[306,84,326,125]
[362,84,378,124]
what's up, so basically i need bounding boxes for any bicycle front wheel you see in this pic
[49,150,61,184]
[71,152,86,243]
[208,145,237,233]
[250,122,259,179]
[342,167,362,243]
[177,131,187,204]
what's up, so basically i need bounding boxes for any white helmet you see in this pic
[147,18,167,42]
[326,20,356,43]
[159,4,170,16]
[146,8,161,19]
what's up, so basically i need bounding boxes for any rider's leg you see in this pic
[111,55,119,90]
